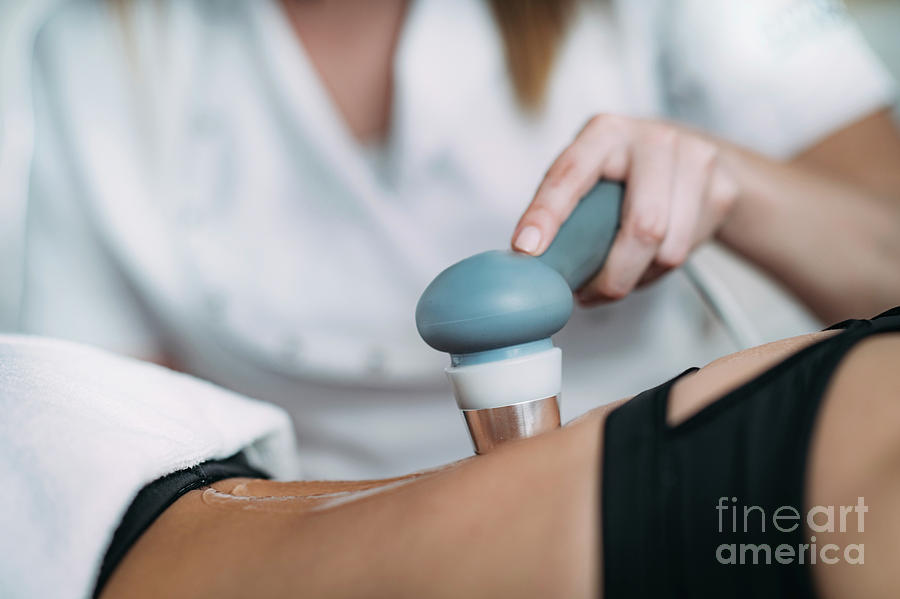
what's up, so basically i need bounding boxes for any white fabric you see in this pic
[0,334,300,599]
[0,0,895,478]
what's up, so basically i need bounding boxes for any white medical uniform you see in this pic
[1,0,894,478]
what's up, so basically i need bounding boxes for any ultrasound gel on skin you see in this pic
[416,182,623,454]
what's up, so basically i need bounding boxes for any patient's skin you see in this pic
[100,332,900,599]
[200,465,459,513]
[103,406,603,599]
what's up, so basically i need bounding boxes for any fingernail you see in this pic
[513,226,542,254]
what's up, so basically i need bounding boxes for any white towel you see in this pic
[0,334,301,599]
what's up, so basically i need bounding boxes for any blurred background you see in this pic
[847,0,900,113]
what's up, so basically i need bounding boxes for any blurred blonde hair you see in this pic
[488,0,575,111]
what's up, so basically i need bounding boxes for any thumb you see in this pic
[512,122,622,255]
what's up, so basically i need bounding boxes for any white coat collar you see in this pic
[391,0,506,180]
[245,0,506,281]
[249,0,504,193]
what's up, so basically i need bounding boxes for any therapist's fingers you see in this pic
[696,166,741,242]
[655,136,716,269]
[512,115,631,255]
[634,137,739,292]
[635,262,672,289]
[578,126,676,302]
[631,145,708,290]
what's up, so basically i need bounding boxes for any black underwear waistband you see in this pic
[93,451,268,597]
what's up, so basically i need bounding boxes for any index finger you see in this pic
[512,115,632,255]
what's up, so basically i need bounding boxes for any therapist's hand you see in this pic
[511,114,740,304]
